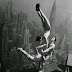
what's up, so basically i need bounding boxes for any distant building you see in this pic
[55,33,60,49]
[7,0,13,22]
[17,11,27,35]
[60,35,66,51]
[24,29,31,46]
[2,25,8,65]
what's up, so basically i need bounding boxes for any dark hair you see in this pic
[36,3,40,8]
[54,36,56,42]
[36,36,41,41]
[51,36,56,42]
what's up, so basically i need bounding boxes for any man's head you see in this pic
[36,36,42,42]
[51,36,56,43]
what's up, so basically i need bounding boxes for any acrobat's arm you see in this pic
[42,42,55,53]
[36,44,46,48]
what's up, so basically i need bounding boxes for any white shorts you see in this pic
[44,30,50,40]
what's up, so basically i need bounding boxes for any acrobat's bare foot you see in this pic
[17,47,23,51]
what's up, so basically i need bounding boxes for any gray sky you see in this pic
[1,0,72,38]
[0,0,72,24]
[0,0,72,16]
[12,0,72,18]
[12,0,72,14]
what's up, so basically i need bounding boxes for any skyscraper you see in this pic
[7,0,13,22]
[49,0,56,38]
[24,29,30,46]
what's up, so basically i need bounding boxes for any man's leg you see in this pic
[36,3,51,48]
[17,48,34,60]
[36,4,51,30]
[17,48,42,61]
[39,63,44,72]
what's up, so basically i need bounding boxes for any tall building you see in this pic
[55,33,60,49]
[49,0,56,38]
[7,0,13,22]
[24,29,30,46]
[60,35,66,51]
[2,25,8,65]
[17,11,27,35]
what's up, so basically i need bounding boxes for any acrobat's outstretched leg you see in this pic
[17,48,42,61]
[17,48,34,60]
[36,3,51,48]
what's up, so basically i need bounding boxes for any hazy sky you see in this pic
[1,0,72,37]
[1,0,72,15]
[0,0,72,23]
[12,0,54,19]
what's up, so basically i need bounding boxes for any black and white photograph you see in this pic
[0,0,72,72]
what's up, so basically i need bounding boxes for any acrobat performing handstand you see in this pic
[17,3,56,72]
[35,3,56,61]
[36,3,51,48]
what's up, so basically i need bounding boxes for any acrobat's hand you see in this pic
[36,3,40,11]
[41,49,44,53]
[17,48,23,51]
